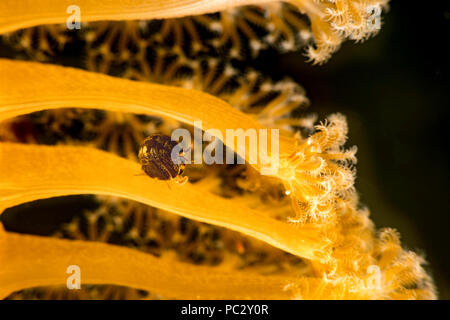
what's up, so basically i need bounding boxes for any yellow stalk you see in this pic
[0,59,289,169]
[0,142,328,261]
[0,0,279,34]
[0,225,310,299]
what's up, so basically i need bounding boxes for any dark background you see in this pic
[1,1,449,298]
[255,1,450,298]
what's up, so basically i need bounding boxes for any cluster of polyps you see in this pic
[277,114,357,223]
[287,0,389,63]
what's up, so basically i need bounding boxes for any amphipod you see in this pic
[138,134,188,185]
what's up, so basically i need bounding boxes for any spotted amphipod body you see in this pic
[138,134,188,185]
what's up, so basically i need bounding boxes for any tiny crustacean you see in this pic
[138,134,188,185]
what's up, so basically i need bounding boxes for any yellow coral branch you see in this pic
[0,0,276,34]
[0,142,328,261]
[0,225,308,299]
[0,58,285,168]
